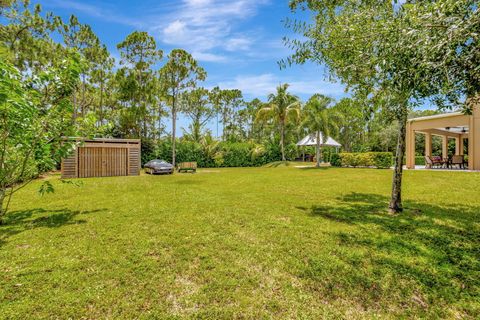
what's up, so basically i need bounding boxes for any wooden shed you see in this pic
[61,138,141,179]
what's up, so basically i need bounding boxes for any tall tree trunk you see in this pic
[280,122,286,161]
[143,105,147,139]
[316,131,321,168]
[172,98,177,167]
[216,113,219,139]
[158,106,162,140]
[222,110,227,141]
[81,73,86,118]
[0,189,5,225]
[389,106,408,214]
[99,81,104,126]
[73,93,77,120]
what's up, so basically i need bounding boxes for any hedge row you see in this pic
[142,140,282,168]
[331,152,393,169]
[415,156,426,166]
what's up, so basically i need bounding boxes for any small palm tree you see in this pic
[200,132,220,162]
[256,84,300,161]
[302,94,339,168]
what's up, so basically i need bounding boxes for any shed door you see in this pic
[102,147,128,177]
[78,147,128,178]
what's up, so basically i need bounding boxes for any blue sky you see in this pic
[38,0,348,134]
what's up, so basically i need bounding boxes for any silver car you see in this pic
[144,159,174,174]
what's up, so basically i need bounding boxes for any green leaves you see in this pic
[159,49,206,164]
[117,31,163,70]
[38,181,54,196]
[301,94,338,144]
[0,56,81,221]
[159,49,206,97]
[256,84,300,161]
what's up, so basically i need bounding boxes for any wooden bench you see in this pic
[177,162,197,173]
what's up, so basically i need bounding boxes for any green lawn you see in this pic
[1,165,479,319]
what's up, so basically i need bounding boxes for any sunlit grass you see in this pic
[1,167,479,318]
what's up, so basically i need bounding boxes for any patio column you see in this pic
[425,133,432,158]
[406,121,415,169]
[470,102,480,170]
[442,135,448,159]
[455,137,463,155]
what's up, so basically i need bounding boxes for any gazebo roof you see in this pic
[297,132,341,147]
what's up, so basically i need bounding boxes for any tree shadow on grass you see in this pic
[263,161,292,168]
[296,193,480,317]
[296,166,332,171]
[175,179,203,185]
[0,208,105,247]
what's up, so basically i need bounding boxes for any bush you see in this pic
[176,141,207,167]
[340,153,360,167]
[340,152,393,169]
[285,142,299,161]
[415,156,425,166]
[330,153,341,167]
[321,147,339,163]
[357,152,375,167]
[141,138,157,165]
[221,142,252,167]
[372,152,393,168]
[144,139,283,168]
[213,152,224,167]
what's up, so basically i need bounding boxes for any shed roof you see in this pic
[63,137,141,143]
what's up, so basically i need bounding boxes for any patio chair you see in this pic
[451,155,466,169]
[432,156,445,168]
[424,156,433,169]
[425,156,444,169]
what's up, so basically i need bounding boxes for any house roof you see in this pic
[408,112,465,123]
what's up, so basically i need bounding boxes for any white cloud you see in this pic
[163,20,187,37]
[151,0,269,56]
[186,0,214,6]
[217,73,346,99]
[225,36,253,52]
[191,51,228,63]
[44,0,142,27]
[45,0,278,63]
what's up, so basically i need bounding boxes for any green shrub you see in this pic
[147,140,283,168]
[322,147,339,163]
[285,142,299,161]
[372,152,393,168]
[176,141,207,166]
[141,138,157,165]
[340,153,360,167]
[415,156,425,166]
[357,152,374,167]
[340,152,393,169]
[330,153,341,167]
[213,151,224,167]
[221,142,252,167]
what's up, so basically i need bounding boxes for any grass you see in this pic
[1,166,479,319]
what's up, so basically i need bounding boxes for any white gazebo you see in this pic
[296,132,342,162]
[296,132,342,148]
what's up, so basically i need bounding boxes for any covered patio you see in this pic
[406,108,480,170]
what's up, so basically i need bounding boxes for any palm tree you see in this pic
[256,84,300,161]
[302,94,339,168]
